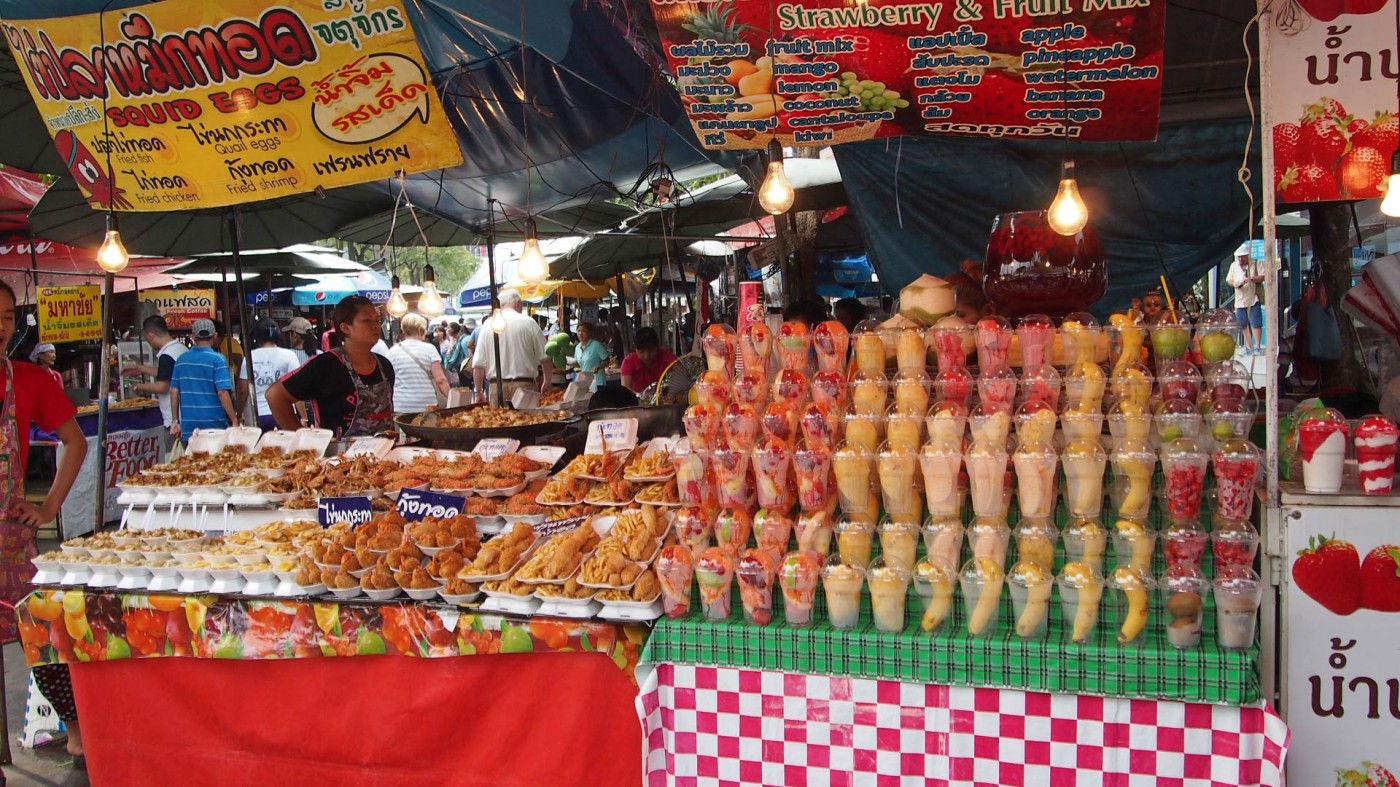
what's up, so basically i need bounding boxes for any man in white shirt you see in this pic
[122,315,188,451]
[472,289,554,406]
[250,320,303,429]
[1226,252,1265,355]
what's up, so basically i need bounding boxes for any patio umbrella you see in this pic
[292,270,393,306]
[162,246,371,277]
[0,48,65,176]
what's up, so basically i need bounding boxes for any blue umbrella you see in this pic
[293,270,392,306]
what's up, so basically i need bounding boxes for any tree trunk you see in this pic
[1308,204,1367,393]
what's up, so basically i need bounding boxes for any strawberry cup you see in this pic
[1298,409,1350,494]
[683,403,721,450]
[701,323,736,373]
[1019,364,1062,411]
[737,548,778,626]
[655,545,695,619]
[732,368,768,409]
[1017,314,1057,369]
[777,321,812,372]
[673,439,714,507]
[721,402,761,449]
[752,437,792,510]
[811,370,849,411]
[694,370,733,409]
[1212,439,1261,521]
[695,547,735,621]
[675,506,714,557]
[754,508,794,553]
[714,508,753,557]
[1159,566,1210,649]
[740,322,774,377]
[822,555,866,631]
[975,316,1014,374]
[794,444,834,512]
[778,551,822,627]
[1213,565,1263,650]
[1160,438,1208,522]
[1161,520,1208,571]
[1354,414,1399,494]
[935,367,975,409]
[813,320,850,373]
[920,442,965,518]
[712,445,754,510]
[929,319,972,372]
[1211,520,1260,570]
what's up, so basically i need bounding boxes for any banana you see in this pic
[1115,368,1151,409]
[919,564,955,632]
[1114,519,1154,572]
[1062,320,1096,367]
[928,411,961,445]
[1021,408,1057,447]
[1112,567,1149,643]
[1017,532,1055,569]
[1108,314,1143,377]
[925,520,963,572]
[1013,448,1056,518]
[1062,562,1102,642]
[1062,440,1105,516]
[1075,519,1106,568]
[1116,457,1153,517]
[966,558,1005,636]
[1075,362,1105,411]
[1014,563,1053,637]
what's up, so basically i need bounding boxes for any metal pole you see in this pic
[227,211,259,424]
[93,271,114,530]
[485,221,505,405]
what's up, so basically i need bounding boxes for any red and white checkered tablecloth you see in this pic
[636,664,1289,787]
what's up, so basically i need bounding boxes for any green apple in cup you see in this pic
[1199,331,1237,362]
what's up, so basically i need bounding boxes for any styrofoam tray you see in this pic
[535,599,601,619]
[597,599,663,621]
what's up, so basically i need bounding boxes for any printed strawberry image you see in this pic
[1352,111,1399,159]
[1302,102,1348,168]
[1295,0,1389,22]
[1339,144,1389,198]
[1278,162,1338,202]
[1359,545,1400,612]
[1335,761,1400,787]
[1292,535,1363,614]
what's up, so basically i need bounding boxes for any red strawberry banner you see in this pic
[1264,0,1399,203]
[649,0,1165,149]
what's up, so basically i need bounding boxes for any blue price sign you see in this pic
[318,495,374,527]
[396,488,466,522]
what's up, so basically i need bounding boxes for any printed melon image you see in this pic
[899,274,955,327]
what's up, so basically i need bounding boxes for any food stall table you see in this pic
[18,590,646,786]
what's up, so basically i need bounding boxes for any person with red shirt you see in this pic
[619,327,677,394]
[0,281,87,776]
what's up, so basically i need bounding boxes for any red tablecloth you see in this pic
[71,653,642,786]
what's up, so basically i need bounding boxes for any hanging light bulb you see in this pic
[386,274,409,318]
[489,307,507,334]
[1046,159,1089,236]
[97,228,129,273]
[517,219,549,286]
[1381,151,1400,218]
[417,263,445,318]
[758,139,795,215]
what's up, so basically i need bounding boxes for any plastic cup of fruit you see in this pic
[959,558,1004,639]
[892,371,932,416]
[966,516,1011,569]
[911,561,955,634]
[1196,308,1240,364]
[710,445,753,510]
[1018,364,1062,410]
[867,557,911,633]
[1016,314,1057,369]
[1150,321,1192,361]
[1160,566,1210,649]
[1109,442,1157,521]
[843,411,884,454]
[1007,561,1052,640]
[835,518,875,570]
[978,367,1019,414]
[1161,520,1208,570]
[928,322,972,372]
[1062,517,1107,572]
[852,319,889,376]
[1156,399,1204,444]
[793,444,834,512]
[1212,439,1261,521]
[974,316,1014,374]
[1298,409,1350,494]
[1012,444,1059,519]
[919,443,965,518]
[811,370,849,411]
[1212,520,1260,570]
[1106,317,1146,372]
[1013,517,1059,570]
[1060,409,1105,443]
[682,404,721,450]
[693,372,733,409]
[1056,564,1104,645]
[1354,414,1400,494]
[1157,360,1203,403]
[924,401,968,445]
[695,547,736,621]
[821,555,866,631]
[778,551,820,627]
[878,518,920,572]
[877,443,921,518]
[1061,438,1107,518]
[655,546,695,619]
[965,442,1010,518]
[673,440,713,508]
[833,442,875,515]
[1104,567,1156,647]
[884,410,924,454]
[736,550,777,627]
[934,367,976,409]
[1213,565,1263,650]
[1160,438,1209,522]
[920,515,965,574]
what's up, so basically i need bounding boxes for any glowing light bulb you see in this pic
[1381,152,1400,218]
[758,139,795,215]
[1047,159,1089,236]
[489,308,507,334]
[386,274,409,318]
[97,229,129,273]
[518,219,548,286]
[417,263,445,318]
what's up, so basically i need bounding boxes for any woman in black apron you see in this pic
[266,296,395,437]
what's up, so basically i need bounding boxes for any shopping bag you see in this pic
[168,437,185,463]
[0,519,37,644]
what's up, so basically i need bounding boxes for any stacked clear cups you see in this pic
[799,401,840,450]
[674,439,715,508]
[813,320,851,373]
[752,437,792,510]
[776,321,812,372]
[1160,566,1210,649]
[833,441,876,517]
[811,369,849,412]
[1061,438,1107,518]
[821,554,866,630]
[1008,560,1055,639]
[1108,363,1154,412]
[1106,312,1147,377]
[701,323,737,372]
[1149,313,1192,362]
[655,545,695,619]
[1110,440,1157,521]
[793,443,834,512]
[977,367,1019,414]
[849,371,889,417]
[722,402,761,446]
[731,367,768,409]
[1105,566,1156,646]
[835,518,875,569]
[867,557,911,633]
[1156,399,1204,446]
[779,551,822,627]
[1013,440,1059,519]
[683,403,722,450]
[711,444,754,510]
[1014,516,1059,570]
[892,370,932,416]
[884,408,924,454]
[736,548,778,626]
[929,318,972,373]
[740,322,774,379]
[694,369,734,409]
[919,441,965,518]
[878,517,920,571]
[675,507,714,557]
[895,326,930,374]
[1016,314,1057,369]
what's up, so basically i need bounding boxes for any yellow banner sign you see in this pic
[139,288,216,330]
[1,0,463,211]
[38,285,102,343]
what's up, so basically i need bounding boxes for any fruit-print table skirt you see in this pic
[636,664,1290,787]
[20,591,647,786]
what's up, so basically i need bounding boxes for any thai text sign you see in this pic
[139,288,215,330]
[1,0,463,211]
[1264,0,1398,203]
[648,0,1165,149]
[38,284,101,343]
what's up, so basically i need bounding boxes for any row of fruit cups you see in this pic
[654,542,1261,650]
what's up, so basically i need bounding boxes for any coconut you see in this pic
[899,274,955,327]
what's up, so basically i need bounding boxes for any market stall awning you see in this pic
[292,270,394,306]
[508,278,612,303]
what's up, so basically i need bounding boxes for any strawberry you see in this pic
[1336,761,1400,787]
[1359,544,1400,611]
[1291,535,1362,615]
[1352,111,1399,157]
[1273,122,1303,166]
[1278,162,1338,202]
[1339,145,1388,197]
[1316,96,1348,121]
[1302,106,1348,165]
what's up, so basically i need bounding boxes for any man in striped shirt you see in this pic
[169,319,240,443]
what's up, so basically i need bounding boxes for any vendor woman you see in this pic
[265,295,395,437]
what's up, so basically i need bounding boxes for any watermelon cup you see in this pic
[1017,314,1057,369]
[777,321,811,372]
[732,368,768,408]
[694,547,735,621]
[793,443,834,512]
[934,367,975,409]
[1354,414,1399,494]
[929,318,972,372]
[654,545,695,619]
[813,320,850,373]
[1019,364,1062,411]
[810,369,849,411]
[779,551,822,627]
[740,322,774,377]
[1297,408,1350,494]
[736,548,778,626]
[1212,438,1261,521]
[701,323,736,373]
[974,316,1013,373]
[1160,438,1208,522]
[978,366,1019,414]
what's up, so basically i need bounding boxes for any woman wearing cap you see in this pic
[284,317,316,364]
[266,295,395,437]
